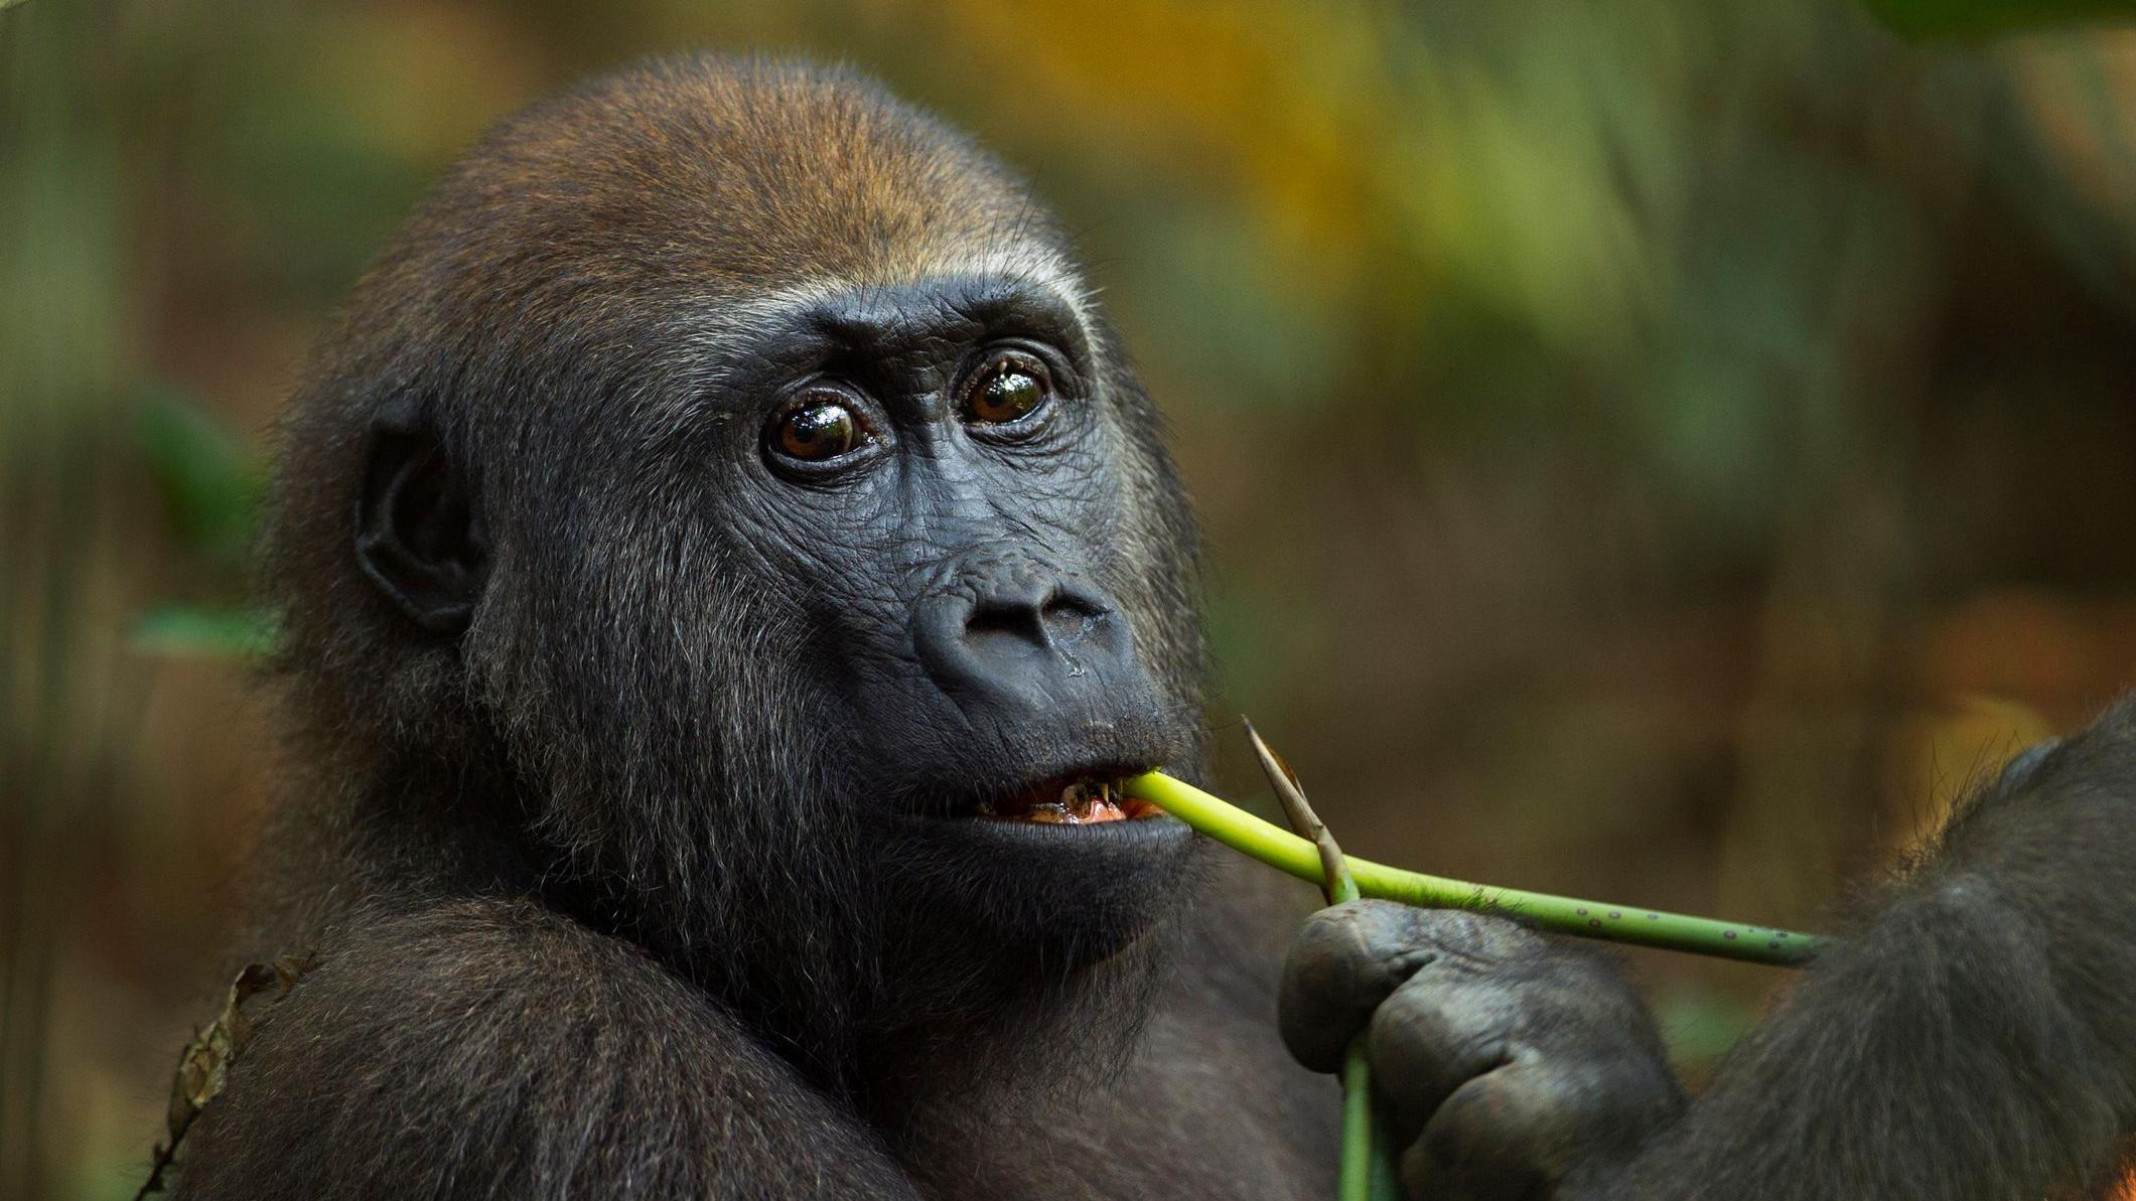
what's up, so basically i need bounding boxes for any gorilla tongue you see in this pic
[977,778,1161,825]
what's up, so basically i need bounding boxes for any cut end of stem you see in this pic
[1244,717,1357,906]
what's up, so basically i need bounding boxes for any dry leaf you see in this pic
[135,952,316,1199]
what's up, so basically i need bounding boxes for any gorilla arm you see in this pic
[1285,699,2136,1201]
[173,898,923,1201]
[1597,702,2136,1201]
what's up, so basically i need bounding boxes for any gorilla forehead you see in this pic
[387,55,1083,327]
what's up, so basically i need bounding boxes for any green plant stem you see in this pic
[1125,771,1822,967]
[1368,1107,1402,1201]
[1242,721,1399,1201]
[1339,1041,1376,1201]
[1326,897,1389,1201]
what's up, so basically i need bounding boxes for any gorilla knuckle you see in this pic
[1280,901,1453,1072]
[1402,1068,1561,1201]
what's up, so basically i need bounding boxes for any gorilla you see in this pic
[172,55,2136,1200]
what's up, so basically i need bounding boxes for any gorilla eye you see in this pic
[768,392,866,464]
[962,353,1052,426]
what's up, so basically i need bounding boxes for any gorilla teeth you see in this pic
[975,777,1144,824]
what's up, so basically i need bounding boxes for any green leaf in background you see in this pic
[129,605,277,659]
[134,385,265,566]
[1863,0,2136,37]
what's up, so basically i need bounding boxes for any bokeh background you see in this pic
[6,1,2136,1197]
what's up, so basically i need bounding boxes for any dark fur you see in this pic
[174,53,2136,1201]
[180,54,1330,1200]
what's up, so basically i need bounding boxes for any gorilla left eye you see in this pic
[962,354,1052,426]
[767,392,868,465]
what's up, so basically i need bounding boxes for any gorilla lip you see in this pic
[975,776,1163,825]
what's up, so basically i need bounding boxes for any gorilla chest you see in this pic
[902,1031,1332,1201]
[915,1121,1325,1201]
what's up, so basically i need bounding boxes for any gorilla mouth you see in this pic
[975,775,1164,825]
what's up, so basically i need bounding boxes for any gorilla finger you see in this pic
[1407,1053,1685,1201]
[1398,1057,1601,1201]
[1279,902,1540,1073]
[1366,973,1519,1145]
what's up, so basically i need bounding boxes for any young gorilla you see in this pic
[174,55,2136,1201]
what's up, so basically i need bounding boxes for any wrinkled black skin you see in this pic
[171,55,2136,1201]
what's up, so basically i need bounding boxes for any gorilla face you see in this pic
[281,60,1210,1062]
[713,274,1199,947]
[625,268,1205,979]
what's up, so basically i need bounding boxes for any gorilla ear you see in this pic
[355,413,488,635]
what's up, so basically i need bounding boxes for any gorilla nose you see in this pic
[913,574,1141,714]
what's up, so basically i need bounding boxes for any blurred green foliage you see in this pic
[127,607,274,662]
[5,2,2136,1199]
[133,389,261,572]
[129,389,271,658]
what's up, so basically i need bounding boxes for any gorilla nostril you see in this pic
[967,597,1052,648]
[1039,588,1109,646]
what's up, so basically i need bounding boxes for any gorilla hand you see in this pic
[1280,901,1684,1200]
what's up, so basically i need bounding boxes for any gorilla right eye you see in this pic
[768,393,865,463]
